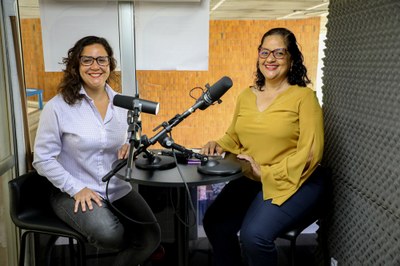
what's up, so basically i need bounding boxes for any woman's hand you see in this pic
[73,188,103,213]
[118,143,130,159]
[200,141,224,155]
[237,154,261,179]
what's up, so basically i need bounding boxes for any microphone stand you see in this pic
[159,133,242,176]
[125,99,143,180]
[102,98,208,182]
[158,134,209,165]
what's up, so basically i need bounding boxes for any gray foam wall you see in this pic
[321,0,400,264]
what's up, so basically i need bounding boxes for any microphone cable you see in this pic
[167,132,198,229]
[104,175,159,225]
[103,122,158,225]
[189,86,203,100]
[189,85,220,108]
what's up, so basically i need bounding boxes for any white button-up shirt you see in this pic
[33,85,131,202]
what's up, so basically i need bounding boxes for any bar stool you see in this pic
[278,218,319,266]
[8,170,164,266]
[8,171,89,266]
[278,165,332,266]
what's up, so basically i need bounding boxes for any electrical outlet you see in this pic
[331,257,338,266]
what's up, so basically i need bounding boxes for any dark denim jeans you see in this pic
[203,167,327,266]
[51,189,161,266]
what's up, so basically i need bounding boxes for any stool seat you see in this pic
[280,221,316,241]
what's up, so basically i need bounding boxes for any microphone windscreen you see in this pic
[113,94,133,110]
[199,76,233,110]
[209,76,233,101]
[113,95,159,115]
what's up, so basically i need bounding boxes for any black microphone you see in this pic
[148,76,233,145]
[113,95,160,115]
[197,76,233,110]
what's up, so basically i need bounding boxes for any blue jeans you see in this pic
[50,188,161,266]
[203,167,327,266]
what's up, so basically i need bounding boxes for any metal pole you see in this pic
[118,1,137,96]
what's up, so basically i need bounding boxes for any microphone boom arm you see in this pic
[102,99,206,182]
[159,134,209,165]
[149,100,205,145]
[101,76,233,182]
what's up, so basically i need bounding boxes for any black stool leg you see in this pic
[68,237,76,266]
[76,239,87,266]
[44,235,59,266]
[19,232,29,266]
[290,239,296,266]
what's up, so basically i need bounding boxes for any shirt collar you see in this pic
[79,84,115,102]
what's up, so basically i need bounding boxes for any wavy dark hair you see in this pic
[254,28,311,90]
[58,36,117,105]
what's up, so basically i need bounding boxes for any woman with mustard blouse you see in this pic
[200,28,326,266]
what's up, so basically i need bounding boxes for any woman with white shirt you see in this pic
[33,36,161,266]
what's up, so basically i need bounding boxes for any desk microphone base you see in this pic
[135,154,176,170]
[197,159,241,176]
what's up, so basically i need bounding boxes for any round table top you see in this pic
[115,151,244,187]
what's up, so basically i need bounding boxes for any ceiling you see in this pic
[19,0,329,20]
[210,0,329,20]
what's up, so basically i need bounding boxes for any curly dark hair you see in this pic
[254,28,311,90]
[58,36,117,105]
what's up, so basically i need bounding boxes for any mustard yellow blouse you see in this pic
[217,85,324,205]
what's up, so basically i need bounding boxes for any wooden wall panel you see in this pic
[20,17,320,148]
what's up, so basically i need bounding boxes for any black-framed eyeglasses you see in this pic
[80,56,110,66]
[258,48,287,59]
